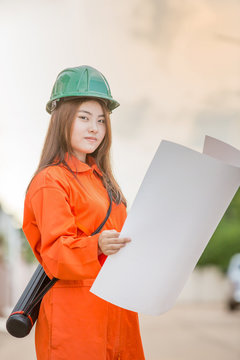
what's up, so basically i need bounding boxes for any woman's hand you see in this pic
[98,229,131,256]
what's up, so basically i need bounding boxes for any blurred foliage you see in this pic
[0,232,8,263]
[197,187,240,273]
[19,229,36,264]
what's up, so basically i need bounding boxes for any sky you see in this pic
[0,0,240,224]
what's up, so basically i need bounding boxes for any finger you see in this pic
[103,231,120,238]
[114,237,131,244]
[106,243,126,250]
[104,241,126,248]
[106,249,120,255]
[104,237,131,245]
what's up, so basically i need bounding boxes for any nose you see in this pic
[88,119,98,133]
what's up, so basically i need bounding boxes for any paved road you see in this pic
[140,302,240,360]
[1,302,239,359]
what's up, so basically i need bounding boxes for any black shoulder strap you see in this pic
[91,189,112,235]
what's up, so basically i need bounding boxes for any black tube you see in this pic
[6,264,57,338]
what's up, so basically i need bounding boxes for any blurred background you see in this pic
[0,0,240,359]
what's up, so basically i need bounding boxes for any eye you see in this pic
[78,116,88,121]
[98,119,105,124]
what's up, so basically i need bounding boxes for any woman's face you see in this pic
[70,100,106,162]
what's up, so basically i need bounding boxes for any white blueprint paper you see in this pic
[90,137,240,315]
[203,135,240,167]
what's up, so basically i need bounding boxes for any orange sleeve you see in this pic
[27,180,102,281]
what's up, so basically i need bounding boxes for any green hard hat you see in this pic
[46,65,120,114]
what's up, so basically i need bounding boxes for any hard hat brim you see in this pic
[46,94,120,114]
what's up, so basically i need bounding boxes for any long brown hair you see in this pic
[27,97,127,206]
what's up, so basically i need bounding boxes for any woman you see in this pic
[22,65,145,360]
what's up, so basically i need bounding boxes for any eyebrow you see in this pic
[78,110,105,117]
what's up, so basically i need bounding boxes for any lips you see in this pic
[85,137,97,141]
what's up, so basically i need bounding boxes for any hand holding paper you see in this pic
[91,136,240,315]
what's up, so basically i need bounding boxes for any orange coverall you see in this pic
[22,153,145,360]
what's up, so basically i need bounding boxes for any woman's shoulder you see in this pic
[27,165,70,200]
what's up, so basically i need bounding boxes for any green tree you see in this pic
[197,187,240,273]
[0,233,7,263]
[19,229,36,264]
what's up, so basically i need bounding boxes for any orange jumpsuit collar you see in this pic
[63,153,103,176]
